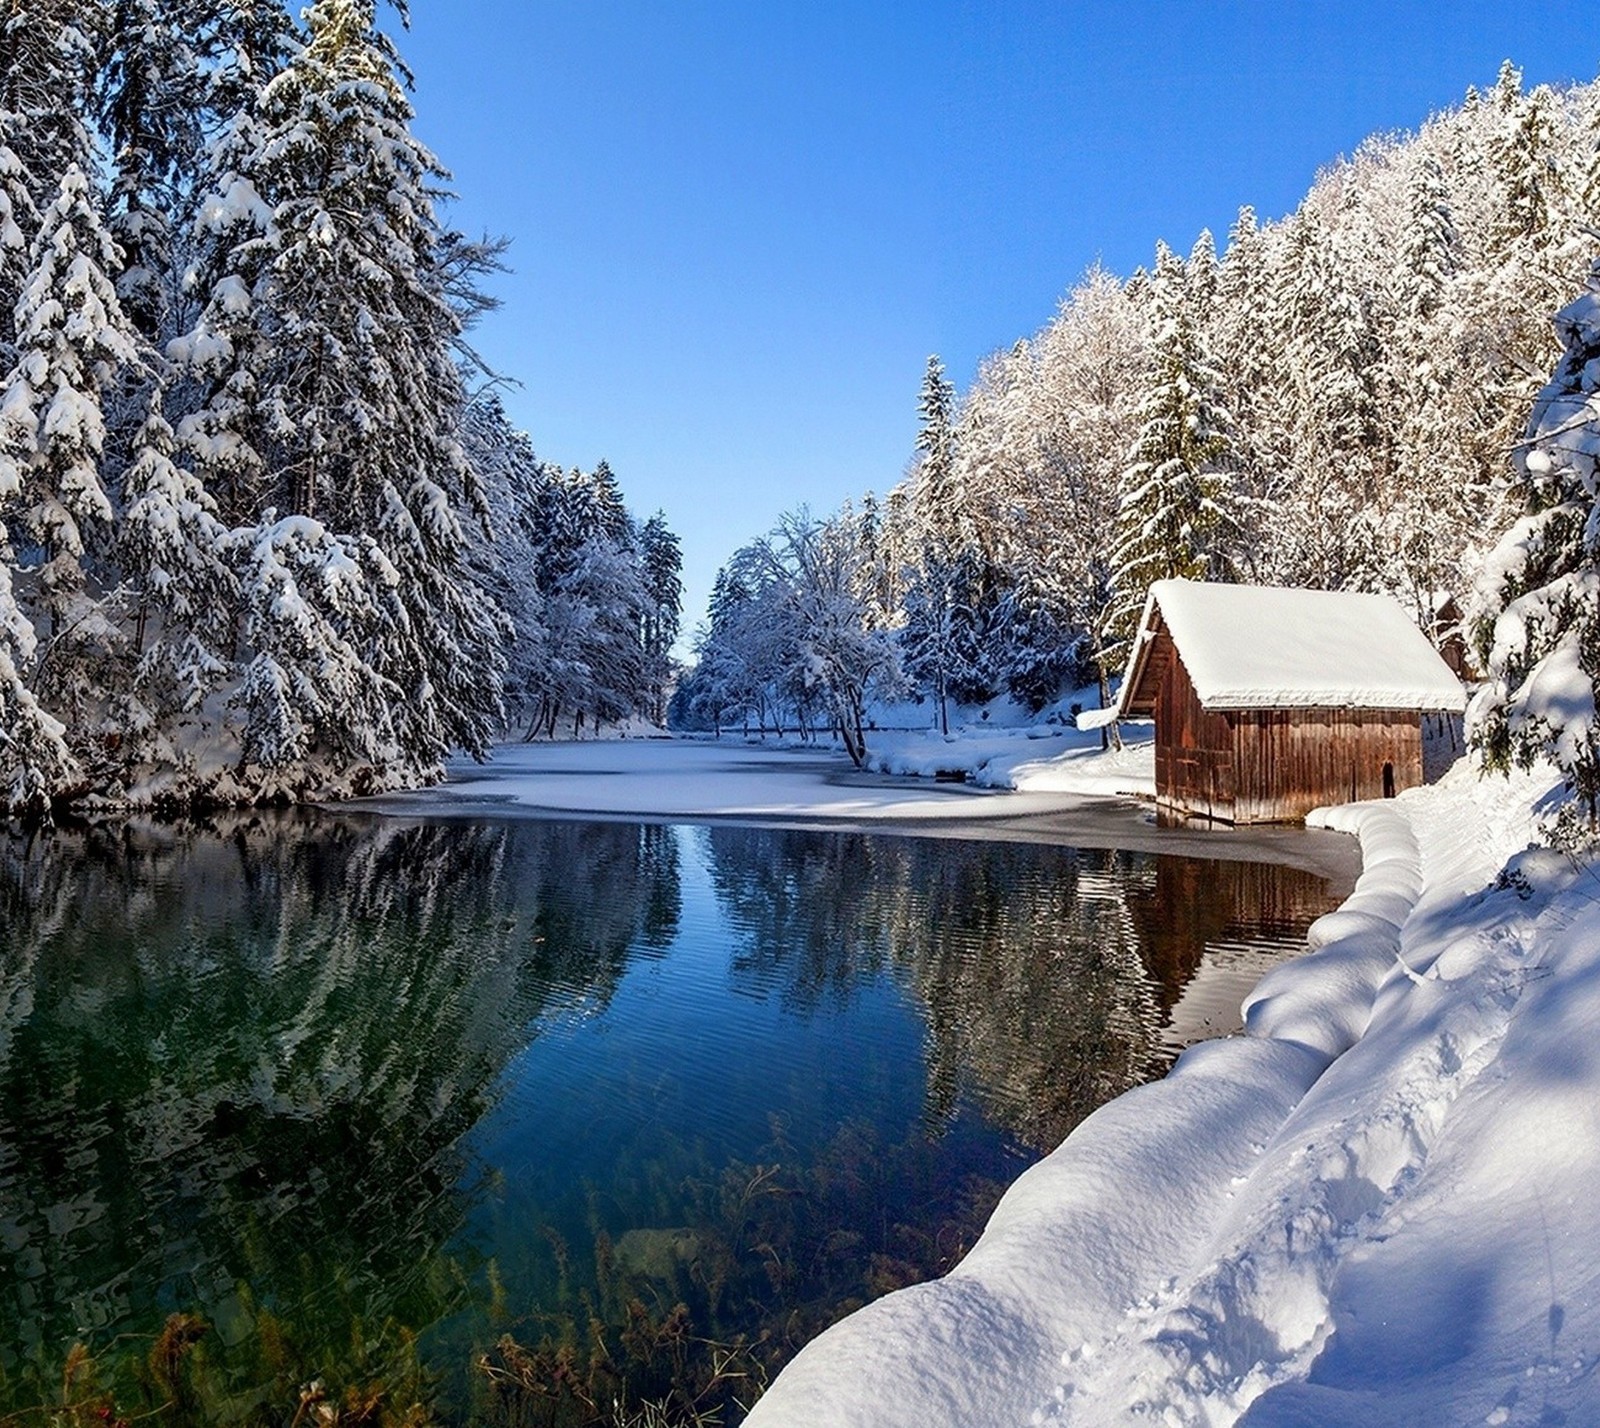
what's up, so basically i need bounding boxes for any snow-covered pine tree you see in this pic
[177,0,506,788]
[113,385,235,787]
[0,2,129,814]
[901,353,996,730]
[639,511,682,725]
[590,458,631,544]
[0,1,100,355]
[1487,62,1566,268]
[97,0,208,339]
[1394,151,1460,392]
[168,0,287,526]
[0,165,142,749]
[0,136,37,365]
[1474,65,1569,435]
[459,391,551,731]
[1211,205,1284,577]
[1186,228,1218,331]
[1581,90,1600,232]
[199,0,301,126]
[1273,201,1390,589]
[854,489,898,629]
[0,553,74,814]
[1470,258,1600,842]
[915,354,956,514]
[1110,241,1238,646]
[1384,145,1482,625]
[0,1,101,209]
[546,535,648,734]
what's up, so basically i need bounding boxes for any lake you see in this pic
[0,811,1341,1425]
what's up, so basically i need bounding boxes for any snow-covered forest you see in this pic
[0,0,681,817]
[677,63,1600,759]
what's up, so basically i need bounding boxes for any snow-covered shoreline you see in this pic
[747,756,1599,1427]
[365,736,1359,885]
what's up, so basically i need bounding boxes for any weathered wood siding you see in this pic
[1153,637,1236,821]
[1151,630,1427,824]
[1230,707,1423,823]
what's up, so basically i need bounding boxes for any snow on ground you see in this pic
[747,757,1600,1428]
[374,731,1156,825]
[867,718,1157,800]
[367,734,1356,890]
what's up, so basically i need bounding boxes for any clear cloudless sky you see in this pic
[396,1,1596,648]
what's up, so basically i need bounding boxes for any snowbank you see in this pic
[747,758,1599,1428]
[867,724,1156,800]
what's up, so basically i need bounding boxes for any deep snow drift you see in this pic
[746,757,1600,1427]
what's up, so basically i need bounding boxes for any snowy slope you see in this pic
[747,758,1599,1427]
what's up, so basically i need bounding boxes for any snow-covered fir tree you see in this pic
[113,385,235,789]
[638,511,683,725]
[176,0,505,787]
[901,354,994,732]
[97,0,207,338]
[0,165,139,748]
[0,0,682,817]
[1470,258,1600,841]
[1109,242,1239,645]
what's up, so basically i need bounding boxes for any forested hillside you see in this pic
[0,0,680,818]
[678,64,1600,744]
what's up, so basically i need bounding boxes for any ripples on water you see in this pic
[0,813,1338,1424]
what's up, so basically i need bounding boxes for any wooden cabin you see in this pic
[1431,593,1478,681]
[1109,580,1468,825]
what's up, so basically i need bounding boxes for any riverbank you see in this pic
[746,754,1599,1427]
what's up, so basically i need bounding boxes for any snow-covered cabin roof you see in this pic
[1117,580,1468,717]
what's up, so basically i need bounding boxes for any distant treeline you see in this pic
[677,64,1600,751]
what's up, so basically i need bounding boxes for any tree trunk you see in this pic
[1096,661,1122,752]
[837,693,869,768]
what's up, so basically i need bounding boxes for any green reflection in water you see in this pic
[0,814,1336,1425]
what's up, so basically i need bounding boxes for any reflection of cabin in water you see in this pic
[1110,580,1468,825]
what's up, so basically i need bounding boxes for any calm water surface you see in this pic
[0,813,1339,1424]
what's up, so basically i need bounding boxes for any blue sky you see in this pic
[399,2,1592,644]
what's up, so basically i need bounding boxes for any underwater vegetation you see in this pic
[0,815,1334,1426]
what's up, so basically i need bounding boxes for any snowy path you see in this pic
[746,759,1600,1427]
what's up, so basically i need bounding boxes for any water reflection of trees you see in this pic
[702,828,1333,1154]
[0,813,680,1413]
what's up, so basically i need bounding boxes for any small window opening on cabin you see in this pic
[1382,761,1396,799]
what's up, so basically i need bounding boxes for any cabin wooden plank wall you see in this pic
[1151,634,1426,824]
[1229,708,1423,824]
[1153,641,1237,821]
